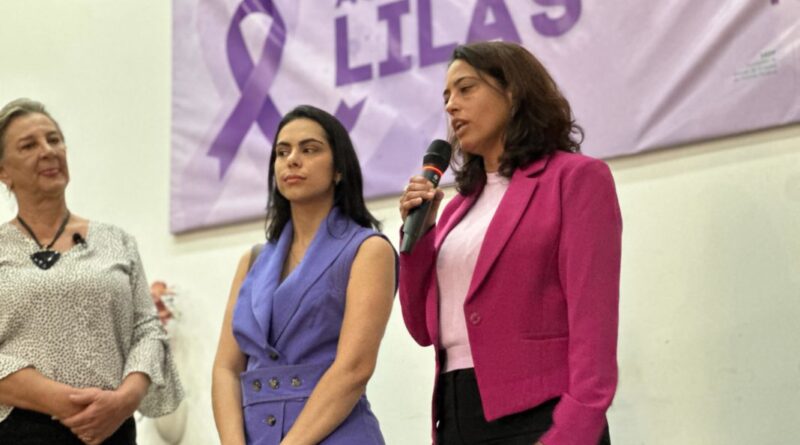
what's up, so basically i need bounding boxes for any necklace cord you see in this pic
[17,211,72,250]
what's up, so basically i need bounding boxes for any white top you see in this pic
[0,221,183,422]
[437,172,510,372]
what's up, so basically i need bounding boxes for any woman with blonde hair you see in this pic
[0,98,183,445]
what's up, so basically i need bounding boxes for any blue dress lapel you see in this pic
[270,208,356,346]
[249,223,292,349]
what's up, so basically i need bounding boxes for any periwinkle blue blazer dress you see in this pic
[233,208,393,445]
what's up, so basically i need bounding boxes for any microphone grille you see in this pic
[422,139,452,172]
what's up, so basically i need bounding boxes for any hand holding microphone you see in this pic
[399,140,452,253]
[399,177,444,222]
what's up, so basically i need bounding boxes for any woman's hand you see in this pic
[61,387,139,445]
[399,175,444,230]
[62,389,138,445]
[48,387,85,421]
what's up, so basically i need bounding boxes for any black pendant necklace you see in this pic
[16,211,71,270]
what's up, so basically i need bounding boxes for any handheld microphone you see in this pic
[72,233,86,246]
[400,139,452,253]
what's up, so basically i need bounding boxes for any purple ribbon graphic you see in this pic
[207,0,285,178]
[208,0,365,178]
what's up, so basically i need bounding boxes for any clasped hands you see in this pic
[53,386,139,445]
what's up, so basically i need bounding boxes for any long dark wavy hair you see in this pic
[265,105,381,242]
[449,41,583,195]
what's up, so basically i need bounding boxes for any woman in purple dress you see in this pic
[212,105,397,445]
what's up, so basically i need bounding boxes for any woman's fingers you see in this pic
[399,176,437,220]
[406,175,435,191]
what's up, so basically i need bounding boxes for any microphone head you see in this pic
[422,139,452,173]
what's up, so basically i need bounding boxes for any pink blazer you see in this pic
[399,151,622,445]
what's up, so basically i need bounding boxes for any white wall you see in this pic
[2,1,799,444]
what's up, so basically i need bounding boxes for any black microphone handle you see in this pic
[400,169,441,253]
[400,200,433,253]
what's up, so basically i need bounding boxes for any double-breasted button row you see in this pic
[269,351,279,361]
[264,415,277,426]
[253,376,303,391]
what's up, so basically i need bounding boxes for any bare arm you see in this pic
[114,372,150,407]
[280,237,396,445]
[212,250,251,445]
[0,367,83,419]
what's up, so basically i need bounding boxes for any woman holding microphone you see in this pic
[399,41,621,445]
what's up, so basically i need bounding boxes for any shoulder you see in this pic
[350,235,396,286]
[342,223,395,263]
[0,221,14,238]
[90,220,128,237]
[347,224,394,256]
[355,235,395,260]
[546,153,620,212]
[233,246,257,278]
[549,151,611,176]
[239,243,266,273]
[89,221,139,249]
[520,151,614,189]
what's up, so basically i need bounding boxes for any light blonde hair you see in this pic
[0,98,63,162]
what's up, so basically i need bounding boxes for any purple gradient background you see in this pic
[171,0,799,233]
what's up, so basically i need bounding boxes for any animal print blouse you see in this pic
[0,221,183,422]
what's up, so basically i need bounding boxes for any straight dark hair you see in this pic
[265,105,381,242]
[449,41,583,195]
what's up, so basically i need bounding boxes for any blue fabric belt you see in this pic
[240,362,330,406]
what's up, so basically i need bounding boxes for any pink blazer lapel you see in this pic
[435,192,479,251]
[464,156,550,303]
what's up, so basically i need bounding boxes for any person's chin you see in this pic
[282,188,314,203]
[38,179,68,194]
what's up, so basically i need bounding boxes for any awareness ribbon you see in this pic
[207,0,286,178]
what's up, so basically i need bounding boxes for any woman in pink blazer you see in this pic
[399,41,622,445]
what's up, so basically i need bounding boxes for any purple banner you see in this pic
[172,0,800,233]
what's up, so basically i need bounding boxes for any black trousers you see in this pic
[0,408,136,445]
[437,368,610,445]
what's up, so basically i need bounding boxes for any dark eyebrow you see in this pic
[276,137,325,148]
[442,76,478,98]
[299,138,325,146]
